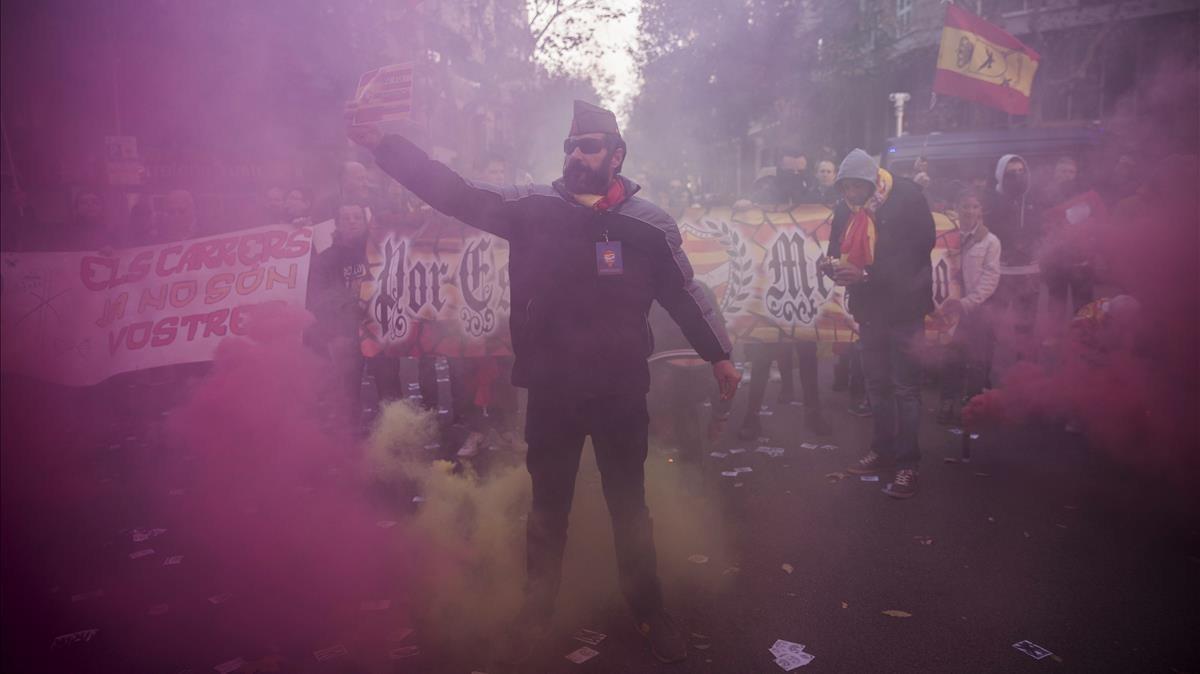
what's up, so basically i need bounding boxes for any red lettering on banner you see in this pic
[230,304,251,335]
[205,273,235,303]
[179,242,209,273]
[202,309,230,338]
[126,250,153,284]
[180,313,205,341]
[170,280,198,308]
[238,232,270,267]
[97,292,129,328]
[126,321,153,350]
[108,325,128,355]
[203,241,227,269]
[151,316,179,346]
[263,230,288,260]
[138,285,167,314]
[266,263,298,290]
[219,237,240,266]
[156,245,183,277]
[236,268,264,295]
[81,256,118,291]
[281,227,313,258]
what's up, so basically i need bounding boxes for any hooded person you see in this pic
[348,100,740,666]
[983,154,1042,351]
[306,203,370,424]
[820,149,935,499]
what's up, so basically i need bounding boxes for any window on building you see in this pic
[896,0,913,34]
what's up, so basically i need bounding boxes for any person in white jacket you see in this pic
[939,187,1002,424]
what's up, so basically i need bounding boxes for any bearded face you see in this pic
[562,133,618,195]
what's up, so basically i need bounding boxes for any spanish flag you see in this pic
[933,4,1040,115]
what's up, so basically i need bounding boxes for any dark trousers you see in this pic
[744,342,820,420]
[778,341,821,406]
[366,355,403,404]
[859,319,924,469]
[939,306,996,403]
[1046,266,1094,317]
[833,343,867,402]
[523,389,662,620]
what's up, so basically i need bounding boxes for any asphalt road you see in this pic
[3,367,1198,674]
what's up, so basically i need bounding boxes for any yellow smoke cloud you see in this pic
[363,400,731,643]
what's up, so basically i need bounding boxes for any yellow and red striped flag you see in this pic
[933,4,1040,115]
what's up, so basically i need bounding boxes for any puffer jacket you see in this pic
[372,134,732,396]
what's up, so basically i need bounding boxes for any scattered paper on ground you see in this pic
[50,629,99,649]
[769,639,806,657]
[781,563,794,574]
[213,657,246,674]
[389,646,420,659]
[1012,639,1053,660]
[313,644,348,661]
[688,554,709,564]
[775,651,815,670]
[573,628,607,646]
[881,609,912,618]
[769,639,813,670]
[565,646,600,664]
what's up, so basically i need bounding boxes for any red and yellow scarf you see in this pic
[840,169,893,269]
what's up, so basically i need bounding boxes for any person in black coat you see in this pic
[820,149,934,500]
[349,100,741,665]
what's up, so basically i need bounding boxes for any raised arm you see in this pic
[349,125,517,239]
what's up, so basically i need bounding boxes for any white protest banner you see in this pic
[1,224,315,386]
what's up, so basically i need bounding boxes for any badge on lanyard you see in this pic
[596,240,624,276]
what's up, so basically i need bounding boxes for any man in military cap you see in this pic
[349,101,740,664]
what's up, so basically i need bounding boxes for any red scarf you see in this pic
[839,169,892,269]
[593,179,628,212]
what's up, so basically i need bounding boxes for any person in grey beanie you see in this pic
[819,149,935,499]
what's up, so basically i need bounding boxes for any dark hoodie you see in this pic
[371,134,732,396]
[826,149,936,325]
[984,154,1041,271]
[306,232,368,349]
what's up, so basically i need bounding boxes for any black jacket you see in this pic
[306,235,368,348]
[983,189,1040,268]
[372,134,732,396]
[826,178,935,324]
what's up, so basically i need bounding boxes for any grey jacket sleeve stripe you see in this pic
[633,202,733,361]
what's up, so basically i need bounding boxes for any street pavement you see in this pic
[3,368,1198,674]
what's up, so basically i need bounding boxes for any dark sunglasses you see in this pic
[563,137,608,155]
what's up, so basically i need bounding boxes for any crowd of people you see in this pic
[0,93,1177,666]
[0,122,1155,465]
